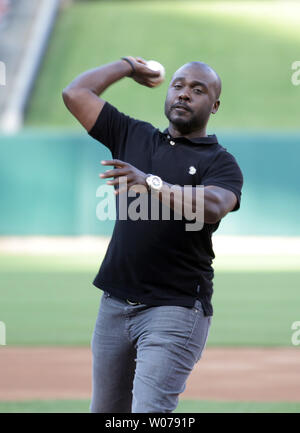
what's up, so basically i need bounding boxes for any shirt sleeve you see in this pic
[201,149,244,211]
[87,101,140,158]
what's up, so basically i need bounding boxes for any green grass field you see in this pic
[1,253,299,346]
[26,1,300,130]
[1,251,299,413]
[1,399,300,413]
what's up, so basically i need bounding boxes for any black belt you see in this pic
[126,299,141,306]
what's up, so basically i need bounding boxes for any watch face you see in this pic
[146,175,162,191]
[152,177,160,187]
[151,176,162,190]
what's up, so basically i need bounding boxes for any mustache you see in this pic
[171,103,192,112]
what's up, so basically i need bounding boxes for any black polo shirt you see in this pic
[88,102,243,316]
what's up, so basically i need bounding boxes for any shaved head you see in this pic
[164,61,222,137]
[173,61,222,100]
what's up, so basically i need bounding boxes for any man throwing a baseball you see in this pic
[62,56,243,413]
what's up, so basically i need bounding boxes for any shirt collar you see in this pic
[161,128,218,145]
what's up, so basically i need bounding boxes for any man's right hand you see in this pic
[123,56,161,88]
[62,57,161,132]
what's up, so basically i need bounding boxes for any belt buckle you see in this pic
[126,299,140,306]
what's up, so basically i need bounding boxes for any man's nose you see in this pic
[178,88,190,101]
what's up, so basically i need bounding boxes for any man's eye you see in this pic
[194,88,202,94]
[174,84,182,89]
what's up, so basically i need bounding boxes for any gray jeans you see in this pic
[90,291,212,413]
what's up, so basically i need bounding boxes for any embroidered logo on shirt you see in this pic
[188,166,197,175]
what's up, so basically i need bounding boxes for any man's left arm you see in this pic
[199,185,238,223]
[100,158,241,224]
[147,182,237,224]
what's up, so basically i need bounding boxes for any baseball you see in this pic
[146,60,165,86]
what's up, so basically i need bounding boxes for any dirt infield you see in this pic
[0,347,299,402]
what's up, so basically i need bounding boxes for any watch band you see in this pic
[121,57,135,76]
[145,174,152,192]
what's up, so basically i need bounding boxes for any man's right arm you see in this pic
[62,57,160,132]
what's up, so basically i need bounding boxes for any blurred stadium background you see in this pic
[0,0,300,413]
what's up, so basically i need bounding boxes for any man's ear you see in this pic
[211,99,220,114]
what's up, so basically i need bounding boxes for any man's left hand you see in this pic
[100,159,148,195]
